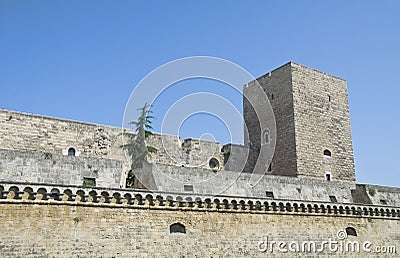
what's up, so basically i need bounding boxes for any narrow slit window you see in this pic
[325,173,331,181]
[263,129,270,144]
[267,163,272,172]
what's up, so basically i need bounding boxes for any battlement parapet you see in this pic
[1,181,399,219]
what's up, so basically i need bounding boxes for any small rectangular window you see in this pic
[267,163,272,172]
[83,177,96,187]
[380,199,387,205]
[184,185,193,192]
[329,195,337,203]
[266,191,274,198]
[325,173,331,181]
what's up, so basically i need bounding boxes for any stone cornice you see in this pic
[1,182,399,219]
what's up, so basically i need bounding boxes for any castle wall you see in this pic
[0,183,399,257]
[363,184,400,207]
[146,134,224,170]
[0,109,224,173]
[136,163,354,203]
[0,149,124,188]
[0,108,127,161]
[291,63,356,181]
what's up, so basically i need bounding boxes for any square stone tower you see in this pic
[243,62,356,182]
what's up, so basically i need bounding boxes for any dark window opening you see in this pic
[68,147,76,156]
[271,94,274,100]
[184,185,193,192]
[264,130,270,144]
[380,199,388,205]
[329,195,337,203]
[325,174,331,181]
[267,163,272,172]
[328,95,331,102]
[83,177,96,187]
[324,149,332,157]
[209,158,220,169]
[266,191,274,198]
[170,223,186,234]
[346,227,357,236]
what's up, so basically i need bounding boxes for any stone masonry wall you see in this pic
[244,62,356,182]
[291,63,356,181]
[0,108,127,161]
[244,63,298,177]
[364,184,400,207]
[146,134,224,170]
[0,183,399,257]
[136,163,355,203]
[0,149,124,188]
[0,109,224,172]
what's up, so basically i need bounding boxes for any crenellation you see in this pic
[1,182,398,218]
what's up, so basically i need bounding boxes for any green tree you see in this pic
[122,103,157,187]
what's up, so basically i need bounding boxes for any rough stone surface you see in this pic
[136,163,355,203]
[0,149,124,188]
[363,184,400,207]
[244,64,295,176]
[0,109,224,172]
[146,134,224,170]
[0,109,127,161]
[291,63,355,181]
[0,199,398,257]
[244,62,355,181]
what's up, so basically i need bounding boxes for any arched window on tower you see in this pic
[68,147,76,156]
[323,149,331,157]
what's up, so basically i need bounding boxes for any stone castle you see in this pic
[0,62,399,257]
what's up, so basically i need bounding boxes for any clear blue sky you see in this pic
[0,1,399,187]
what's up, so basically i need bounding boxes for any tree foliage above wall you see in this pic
[122,103,157,188]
